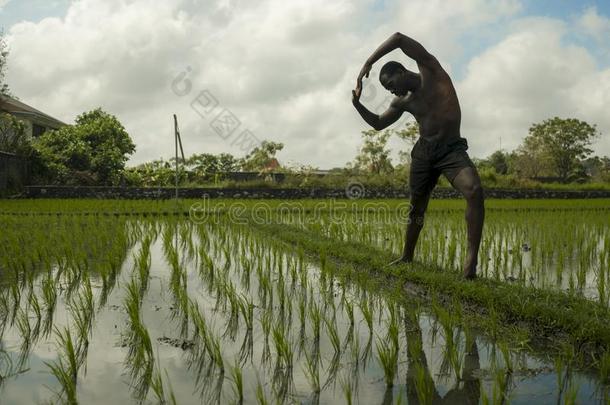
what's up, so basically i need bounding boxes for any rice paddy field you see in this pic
[0,198,609,404]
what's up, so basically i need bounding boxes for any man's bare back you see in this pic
[351,32,485,279]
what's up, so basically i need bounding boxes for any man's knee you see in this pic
[462,182,484,201]
[408,194,430,225]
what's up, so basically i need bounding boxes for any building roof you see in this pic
[0,95,67,129]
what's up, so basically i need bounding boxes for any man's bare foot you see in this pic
[463,252,477,279]
[386,256,412,267]
[464,271,477,280]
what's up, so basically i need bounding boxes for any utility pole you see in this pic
[173,114,185,200]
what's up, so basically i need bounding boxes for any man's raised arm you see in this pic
[356,32,440,91]
[352,89,402,131]
[376,32,437,66]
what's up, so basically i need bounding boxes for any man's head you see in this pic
[379,61,420,96]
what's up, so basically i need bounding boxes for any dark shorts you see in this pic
[409,136,476,196]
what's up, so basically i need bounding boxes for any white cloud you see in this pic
[4,0,609,169]
[0,0,11,10]
[577,6,610,43]
[459,16,610,158]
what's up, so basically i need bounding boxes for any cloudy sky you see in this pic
[1,0,610,169]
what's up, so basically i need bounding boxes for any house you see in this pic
[0,95,66,137]
[263,157,280,172]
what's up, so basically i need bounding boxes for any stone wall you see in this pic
[21,185,610,199]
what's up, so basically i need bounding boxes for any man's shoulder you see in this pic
[418,55,452,86]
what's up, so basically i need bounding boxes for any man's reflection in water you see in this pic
[401,313,481,405]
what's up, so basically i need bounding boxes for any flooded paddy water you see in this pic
[0,199,609,404]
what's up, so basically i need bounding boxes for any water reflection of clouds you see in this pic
[0,216,607,403]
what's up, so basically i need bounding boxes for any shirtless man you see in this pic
[351,32,485,279]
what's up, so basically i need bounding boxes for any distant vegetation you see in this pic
[1,24,608,190]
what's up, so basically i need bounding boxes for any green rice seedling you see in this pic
[260,310,273,365]
[386,313,400,354]
[15,308,33,370]
[240,256,253,291]
[44,326,80,404]
[301,346,320,394]
[339,372,354,405]
[187,299,222,389]
[395,388,405,405]
[323,316,341,358]
[376,336,399,387]
[254,375,269,405]
[350,332,361,371]
[563,372,580,405]
[299,261,308,292]
[598,350,610,383]
[228,360,244,405]
[9,281,21,325]
[481,390,490,405]
[341,319,355,355]
[123,276,154,401]
[135,236,152,293]
[237,294,254,364]
[0,290,10,336]
[413,361,434,405]
[223,282,241,341]
[207,329,224,373]
[288,257,298,291]
[64,260,86,303]
[270,320,294,400]
[359,298,373,337]
[298,294,307,342]
[27,290,42,341]
[309,301,322,344]
[205,365,226,405]
[150,356,178,405]
[271,322,293,372]
[344,299,354,327]
[597,265,607,308]
[499,342,513,372]
[361,330,374,368]
[68,282,95,370]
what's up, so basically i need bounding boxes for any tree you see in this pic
[217,153,239,172]
[186,152,239,176]
[526,117,600,182]
[1,29,13,97]
[511,133,553,178]
[487,150,509,175]
[0,112,31,155]
[240,141,284,172]
[33,108,135,185]
[353,129,394,174]
[394,121,419,166]
[187,153,220,176]
[582,155,610,182]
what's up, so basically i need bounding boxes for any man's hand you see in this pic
[356,61,372,97]
[351,87,361,105]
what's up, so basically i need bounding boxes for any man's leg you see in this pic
[449,166,485,278]
[388,187,433,266]
[401,189,433,262]
[389,151,439,266]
